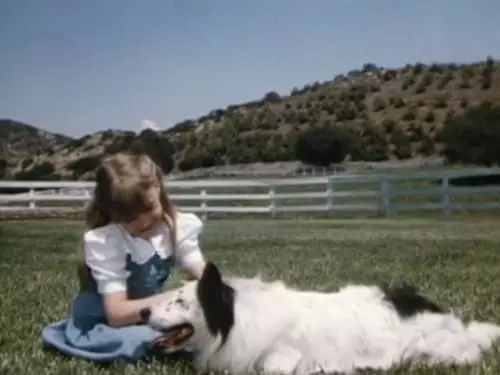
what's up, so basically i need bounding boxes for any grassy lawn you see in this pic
[1,217,500,374]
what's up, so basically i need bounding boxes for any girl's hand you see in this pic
[102,289,178,327]
[185,260,207,281]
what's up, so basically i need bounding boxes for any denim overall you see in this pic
[42,253,177,363]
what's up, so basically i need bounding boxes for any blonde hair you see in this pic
[78,152,177,288]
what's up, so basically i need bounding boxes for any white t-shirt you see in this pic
[83,211,204,294]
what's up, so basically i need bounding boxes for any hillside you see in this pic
[0,119,72,157]
[2,57,500,180]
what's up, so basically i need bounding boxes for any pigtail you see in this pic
[77,178,112,289]
[160,184,177,253]
[154,162,177,253]
[85,198,111,229]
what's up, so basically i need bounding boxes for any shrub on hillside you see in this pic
[132,129,175,174]
[390,127,412,159]
[67,156,102,179]
[0,158,6,178]
[294,125,357,166]
[166,120,197,134]
[350,124,389,162]
[15,161,57,180]
[402,108,417,121]
[105,132,136,154]
[418,134,436,156]
[437,101,500,166]
[178,147,219,171]
[21,157,33,169]
[372,97,386,112]
[424,111,435,123]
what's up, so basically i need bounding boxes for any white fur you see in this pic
[147,274,500,374]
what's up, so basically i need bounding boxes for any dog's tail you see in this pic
[402,316,500,367]
[466,320,500,351]
[445,320,500,366]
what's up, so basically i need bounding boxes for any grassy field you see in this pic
[1,218,500,374]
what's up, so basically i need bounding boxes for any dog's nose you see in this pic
[140,307,151,322]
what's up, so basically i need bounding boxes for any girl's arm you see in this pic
[102,259,207,327]
[83,228,173,327]
[103,259,207,327]
[183,259,207,280]
[174,212,207,280]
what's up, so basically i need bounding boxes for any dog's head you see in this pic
[141,262,235,351]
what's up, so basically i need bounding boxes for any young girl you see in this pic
[42,152,207,363]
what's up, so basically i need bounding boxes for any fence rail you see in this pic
[1,167,500,219]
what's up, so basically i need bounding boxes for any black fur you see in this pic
[139,307,151,323]
[381,283,445,318]
[196,262,235,345]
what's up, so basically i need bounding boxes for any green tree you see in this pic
[295,125,355,166]
[390,127,412,159]
[437,101,500,166]
[132,129,175,173]
[67,156,102,179]
[0,158,6,178]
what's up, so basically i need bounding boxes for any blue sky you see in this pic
[1,0,499,138]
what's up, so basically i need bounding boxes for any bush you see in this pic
[449,174,500,186]
[262,91,281,103]
[0,158,6,178]
[390,127,412,159]
[401,108,417,121]
[351,124,389,162]
[295,125,357,166]
[414,72,434,94]
[132,129,175,174]
[372,97,386,112]
[381,119,396,133]
[437,101,500,166]
[21,158,33,169]
[418,134,436,156]
[401,76,416,91]
[424,111,435,123]
[413,63,425,75]
[15,161,57,181]
[458,80,471,89]
[408,123,426,142]
[67,156,102,179]
[392,97,405,109]
[433,95,448,109]
[178,147,219,171]
[481,56,494,90]
[335,104,357,121]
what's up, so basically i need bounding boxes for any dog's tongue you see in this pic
[153,328,188,350]
[153,335,178,352]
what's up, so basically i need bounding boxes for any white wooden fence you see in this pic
[1,167,500,219]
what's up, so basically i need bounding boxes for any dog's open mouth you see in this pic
[153,323,194,350]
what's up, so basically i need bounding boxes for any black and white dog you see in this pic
[141,262,500,374]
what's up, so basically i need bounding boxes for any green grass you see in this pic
[1,218,500,374]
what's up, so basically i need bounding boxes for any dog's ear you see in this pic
[200,262,224,289]
[196,262,234,345]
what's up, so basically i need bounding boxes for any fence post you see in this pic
[29,188,36,210]
[83,189,91,207]
[379,179,392,217]
[326,177,334,214]
[268,185,276,218]
[441,176,452,217]
[200,189,208,221]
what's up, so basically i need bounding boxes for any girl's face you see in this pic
[120,184,164,238]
